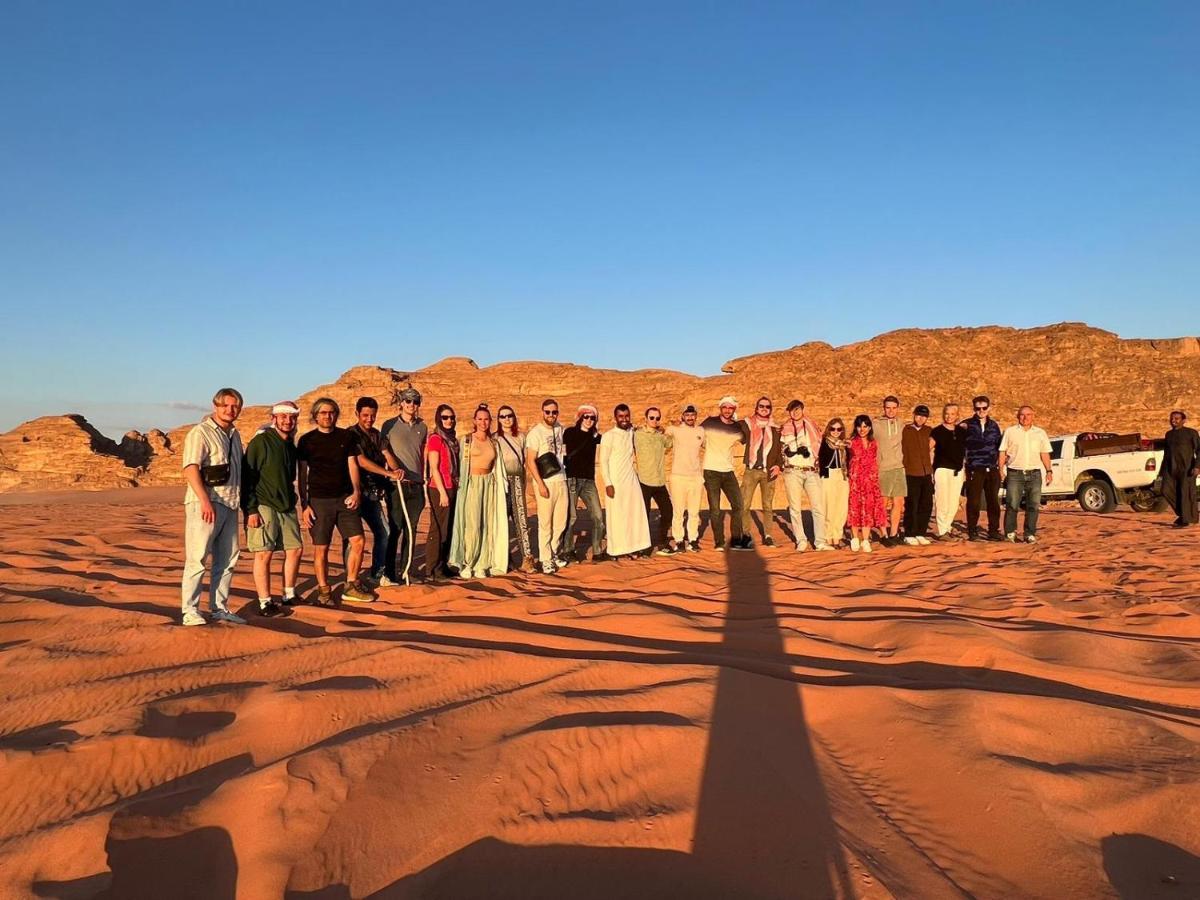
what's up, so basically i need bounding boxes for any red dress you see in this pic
[847,436,887,529]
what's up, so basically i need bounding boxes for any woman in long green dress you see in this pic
[449,406,510,578]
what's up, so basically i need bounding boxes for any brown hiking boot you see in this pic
[519,555,538,574]
[343,580,377,603]
[314,585,335,607]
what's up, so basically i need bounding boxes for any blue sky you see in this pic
[2,1,1197,436]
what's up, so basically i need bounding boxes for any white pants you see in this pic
[535,477,569,564]
[669,474,704,543]
[181,502,240,616]
[933,467,965,535]
[821,469,849,544]
[783,468,827,547]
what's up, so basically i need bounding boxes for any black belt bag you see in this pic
[535,452,562,480]
[200,463,231,487]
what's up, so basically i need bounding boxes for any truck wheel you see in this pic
[1129,491,1167,513]
[1077,480,1116,513]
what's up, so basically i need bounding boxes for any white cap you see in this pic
[271,401,300,415]
[718,396,738,408]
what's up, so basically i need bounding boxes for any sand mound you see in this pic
[1,492,1198,898]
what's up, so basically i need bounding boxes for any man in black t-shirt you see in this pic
[562,404,607,561]
[929,403,968,540]
[349,397,404,587]
[297,397,376,605]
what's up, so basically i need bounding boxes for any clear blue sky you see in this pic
[2,1,1197,436]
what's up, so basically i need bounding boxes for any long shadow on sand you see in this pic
[1102,833,1200,899]
[291,548,852,899]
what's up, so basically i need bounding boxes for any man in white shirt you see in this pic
[667,405,705,551]
[999,405,1054,543]
[525,398,570,573]
[600,404,652,558]
[181,388,247,626]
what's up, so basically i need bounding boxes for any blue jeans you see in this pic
[359,491,391,578]
[565,477,605,555]
[1004,470,1043,536]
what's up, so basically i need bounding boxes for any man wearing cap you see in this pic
[901,405,934,545]
[634,407,675,554]
[667,405,706,551]
[241,401,303,616]
[877,396,907,545]
[563,404,606,562]
[181,388,247,626]
[381,387,428,583]
[780,399,829,551]
[701,397,752,551]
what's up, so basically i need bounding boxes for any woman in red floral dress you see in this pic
[847,414,887,552]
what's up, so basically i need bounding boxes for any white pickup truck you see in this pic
[1042,432,1163,513]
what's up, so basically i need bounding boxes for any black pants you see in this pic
[385,482,425,581]
[703,470,744,547]
[1162,473,1199,525]
[903,474,933,537]
[425,488,457,576]
[966,466,1001,536]
[640,482,674,547]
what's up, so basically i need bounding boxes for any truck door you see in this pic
[1050,439,1066,491]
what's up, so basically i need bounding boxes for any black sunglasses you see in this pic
[498,413,514,419]
[974,405,989,411]
[830,427,843,432]
[544,410,559,415]
[647,416,660,421]
[440,415,456,421]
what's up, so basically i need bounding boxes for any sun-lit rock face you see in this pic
[4,323,1198,492]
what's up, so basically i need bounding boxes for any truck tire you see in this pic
[1129,491,1167,513]
[1077,479,1116,513]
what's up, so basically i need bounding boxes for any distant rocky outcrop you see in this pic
[4,323,1199,492]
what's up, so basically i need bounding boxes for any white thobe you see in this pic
[600,427,651,556]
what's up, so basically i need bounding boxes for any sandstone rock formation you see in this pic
[4,323,1198,492]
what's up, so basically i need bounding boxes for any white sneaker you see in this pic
[850,537,861,552]
[903,537,920,546]
[862,540,873,553]
[816,543,834,551]
[1005,533,1018,543]
[211,609,246,625]
[542,562,559,575]
[1025,535,1038,544]
[182,611,206,627]
[377,575,400,588]
[916,536,932,545]
[796,542,810,552]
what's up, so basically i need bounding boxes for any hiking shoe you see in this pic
[258,600,286,618]
[343,581,377,603]
[314,586,335,607]
[181,611,206,627]
[519,556,538,574]
[987,532,1004,542]
[211,609,246,625]
[762,536,776,547]
[689,541,701,552]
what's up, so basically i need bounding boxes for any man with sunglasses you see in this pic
[962,394,1004,541]
[563,404,606,562]
[381,387,428,584]
[526,398,570,573]
[740,396,783,547]
[635,406,676,554]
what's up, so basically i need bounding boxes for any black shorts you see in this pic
[310,496,364,545]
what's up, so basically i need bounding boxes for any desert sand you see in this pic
[1,489,1198,899]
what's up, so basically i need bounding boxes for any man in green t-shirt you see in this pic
[241,401,303,616]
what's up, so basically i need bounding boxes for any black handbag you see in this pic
[535,452,562,480]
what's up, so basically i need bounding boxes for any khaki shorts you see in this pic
[247,506,303,552]
[879,468,908,498]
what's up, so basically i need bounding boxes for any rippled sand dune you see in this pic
[1,490,1198,899]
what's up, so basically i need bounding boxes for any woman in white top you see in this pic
[494,405,536,572]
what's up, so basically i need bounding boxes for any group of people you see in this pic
[179,385,1199,627]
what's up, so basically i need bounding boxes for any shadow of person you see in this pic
[102,826,237,900]
[358,546,849,899]
[1102,833,1200,899]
